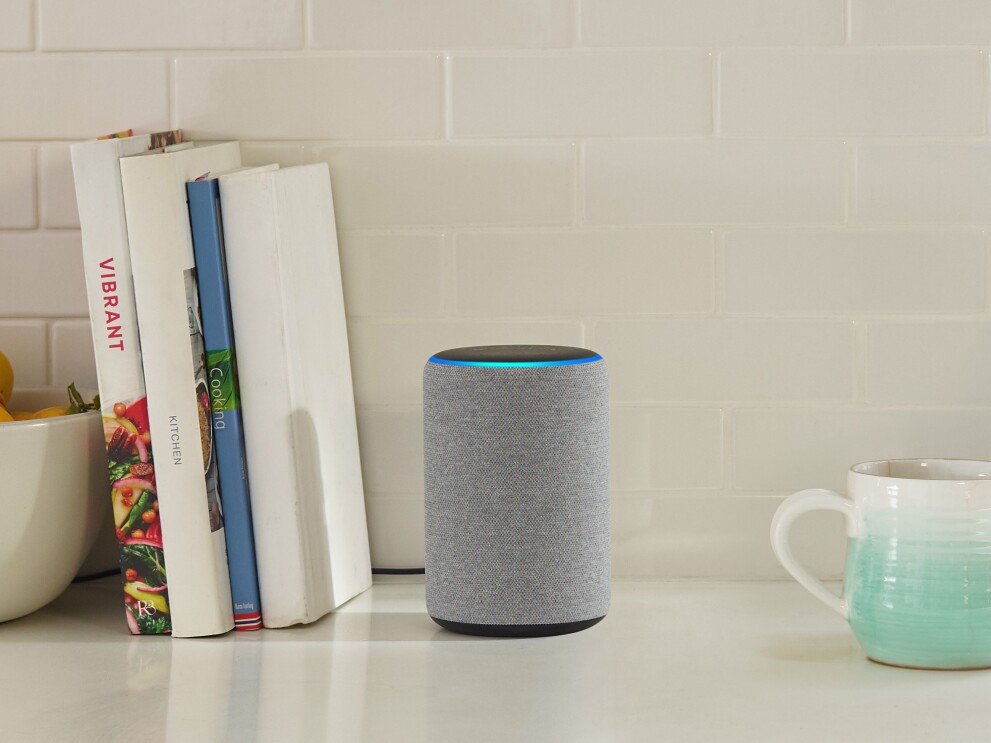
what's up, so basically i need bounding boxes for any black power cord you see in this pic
[371,567,425,575]
[71,568,121,584]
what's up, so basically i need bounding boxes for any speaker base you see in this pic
[430,615,605,638]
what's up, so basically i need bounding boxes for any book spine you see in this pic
[71,136,173,635]
[120,143,241,637]
[274,166,371,611]
[219,166,371,628]
[218,172,308,627]
[187,178,263,631]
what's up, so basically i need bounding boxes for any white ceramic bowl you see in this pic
[0,390,109,622]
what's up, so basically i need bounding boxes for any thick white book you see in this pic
[119,141,242,637]
[71,131,183,635]
[218,163,371,628]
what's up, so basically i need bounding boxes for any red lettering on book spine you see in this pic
[99,257,125,351]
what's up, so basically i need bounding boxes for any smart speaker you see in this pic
[423,344,609,637]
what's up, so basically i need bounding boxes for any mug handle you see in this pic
[770,489,858,619]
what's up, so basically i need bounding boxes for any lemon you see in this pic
[0,351,12,407]
[10,411,32,421]
[33,405,68,419]
[0,406,12,423]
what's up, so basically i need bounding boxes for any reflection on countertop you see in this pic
[1,577,988,742]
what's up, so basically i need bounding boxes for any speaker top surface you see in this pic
[429,344,602,367]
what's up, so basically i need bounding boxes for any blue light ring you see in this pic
[427,355,603,368]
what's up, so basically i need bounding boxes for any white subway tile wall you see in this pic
[581,0,844,47]
[0,1,33,51]
[174,56,443,140]
[723,231,986,315]
[719,50,986,136]
[734,409,991,492]
[592,319,854,402]
[339,233,448,317]
[0,233,88,317]
[850,0,991,45]
[314,143,576,228]
[355,408,424,494]
[856,144,991,222]
[39,0,304,50]
[611,407,724,491]
[449,52,712,138]
[0,146,37,228]
[8,2,991,577]
[49,319,97,391]
[309,0,573,50]
[866,322,991,404]
[454,230,714,316]
[38,143,79,229]
[0,56,169,139]
[584,140,846,224]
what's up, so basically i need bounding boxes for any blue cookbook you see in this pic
[187,176,263,630]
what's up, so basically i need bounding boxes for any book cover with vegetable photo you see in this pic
[106,397,170,633]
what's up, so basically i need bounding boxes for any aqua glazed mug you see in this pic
[771,459,991,669]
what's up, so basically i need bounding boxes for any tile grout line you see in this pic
[443,231,457,318]
[573,0,583,48]
[301,0,310,50]
[442,54,453,140]
[575,141,586,226]
[32,144,41,230]
[43,319,53,387]
[984,231,991,320]
[852,320,868,405]
[722,406,734,492]
[168,55,177,130]
[711,51,721,136]
[984,49,990,137]
[846,141,858,224]
[712,230,726,316]
[32,0,40,52]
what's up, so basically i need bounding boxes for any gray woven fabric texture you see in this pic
[424,360,610,626]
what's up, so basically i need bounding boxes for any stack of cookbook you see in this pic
[71,130,372,637]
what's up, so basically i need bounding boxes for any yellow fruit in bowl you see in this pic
[33,405,69,419]
[0,351,13,407]
[0,349,97,426]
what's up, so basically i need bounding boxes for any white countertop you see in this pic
[2,577,989,742]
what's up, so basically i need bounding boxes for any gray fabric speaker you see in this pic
[424,344,609,637]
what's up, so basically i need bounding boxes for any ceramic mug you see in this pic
[771,459,991,669]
